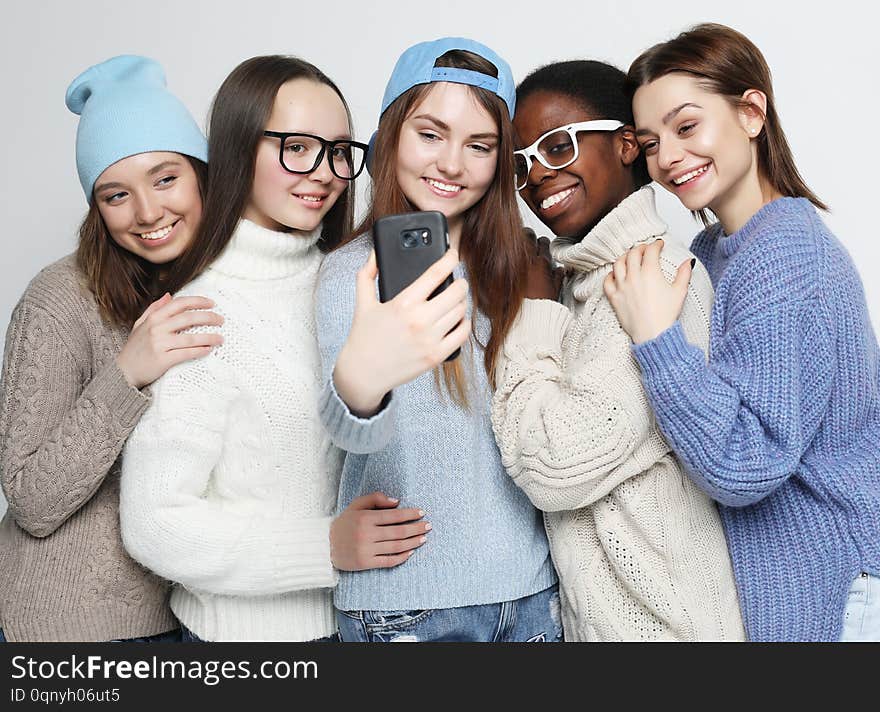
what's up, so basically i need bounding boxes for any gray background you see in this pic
[1,1,878,515]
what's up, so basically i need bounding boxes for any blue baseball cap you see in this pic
[66,55,208,202]
[380,37,516,119]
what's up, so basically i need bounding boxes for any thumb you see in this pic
[673,257,695,296]
[355,251,379,307]
[350,491,400,510]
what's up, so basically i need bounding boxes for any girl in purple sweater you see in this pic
[604,23,880,641]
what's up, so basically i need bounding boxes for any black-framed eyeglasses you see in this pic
[262,131,368,180]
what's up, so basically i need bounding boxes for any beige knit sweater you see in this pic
[0,256,176,641]
[492,187,745,641]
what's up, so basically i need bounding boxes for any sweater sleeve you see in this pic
[492,299,663,512]
[0,299,149,537]
[119,353,337,596]
[314,242,397,454]
[631,295,834,507]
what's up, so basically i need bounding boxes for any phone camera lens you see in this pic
[401,231,419,249]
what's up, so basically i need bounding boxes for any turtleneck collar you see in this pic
[550,186,667,273]
[208,219,323,280]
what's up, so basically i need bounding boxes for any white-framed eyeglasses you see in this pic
[514,119,625,190]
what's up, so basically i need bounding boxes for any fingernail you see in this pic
[425,523,432,531]
[388,496,399,503]
[419,536,427,544]
[418,510,425,517]
[690,258,696,268]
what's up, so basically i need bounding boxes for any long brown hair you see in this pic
[164,56,356,295]
[76,156,208,328]
[627,23,827,224]
[340,50,529,404]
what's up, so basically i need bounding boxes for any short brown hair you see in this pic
[627,23,826,223]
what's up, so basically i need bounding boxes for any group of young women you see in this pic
[0,23,877,643]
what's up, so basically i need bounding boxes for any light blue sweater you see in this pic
[632,198,880,641]
[315,235,556,611]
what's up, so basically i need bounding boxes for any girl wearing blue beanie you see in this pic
[119,56,404,642]
[0,55,219,641]
[606,23,880,641]
[315,38,559,642]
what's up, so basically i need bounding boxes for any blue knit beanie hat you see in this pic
[66,55,208,202]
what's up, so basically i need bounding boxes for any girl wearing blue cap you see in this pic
[491,60,744,641]
[120,56,412,642]
[0,55,219,641]
[316,38,560,642]
[605,24,880,641]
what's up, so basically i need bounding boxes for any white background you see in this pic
[1,1,878,514]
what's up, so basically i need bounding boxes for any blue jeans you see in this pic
[337,585,563,642]
[0,628,180,643]
[840,573,880,642]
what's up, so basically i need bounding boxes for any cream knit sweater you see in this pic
[492,188,745,641]
[120,219,343,642]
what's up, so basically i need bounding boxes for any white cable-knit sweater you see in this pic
[492,188,745,641]
[120,219,343,642]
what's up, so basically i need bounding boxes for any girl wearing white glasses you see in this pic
[492,60,744,641]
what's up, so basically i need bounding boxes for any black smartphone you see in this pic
[373,210,460,361]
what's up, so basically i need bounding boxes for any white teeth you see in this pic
[540,187,575,210]
[296,195,323,202]
[426,178,462,193]
[673,164,710,185]
[139,224,174,240]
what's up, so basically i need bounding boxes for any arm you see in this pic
[315,246,399,454]
[0,300,148,537]
[492,299,661,512]
[120,354,337,596]
[631,298,834,507]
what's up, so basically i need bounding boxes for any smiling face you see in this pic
[245,78,350,233]
[514,90,639,240]
[632,72,765,230]
[93,151,202,265]
[394,82,499,245]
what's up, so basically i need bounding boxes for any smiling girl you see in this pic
[0,56,217,642]
[490,59,743,641]
[316,38,559,642]
[605,23,880,641]
[119,56,419,642]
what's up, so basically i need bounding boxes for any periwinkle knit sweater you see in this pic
[492,187,744,641]
[632,197,880,641]
[0,256,174,641]
[120,219,343,642]
[316,234,556,612]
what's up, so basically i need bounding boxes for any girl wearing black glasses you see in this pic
[491,60,744,640]
[119,56,414,642]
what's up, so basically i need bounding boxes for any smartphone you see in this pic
[373,210,460,361]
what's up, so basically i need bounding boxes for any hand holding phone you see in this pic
[333,217,470,417]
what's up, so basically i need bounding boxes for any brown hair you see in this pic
[340,50,529,405]
[76,156,208,327]
[627,23,827,224]
[163,56,355,295]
